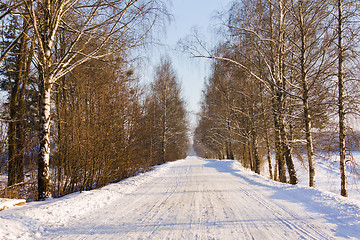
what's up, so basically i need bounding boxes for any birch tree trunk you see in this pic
[260,78,273,179]
[251,126,261,174]
[270,0,286,183]
[266,129,273,180]
[274,92,286,183]
[280,118,298,185]
[274,81,289,183]
[303,88,315,187]
[337,0,347,197]
[33,0,55,200]
[278,0,298,185]
[38,77,53,200]
[297,0,316,188]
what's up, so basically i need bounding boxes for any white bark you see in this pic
[337,0,347,197]
[298,0,316,187]
[38,80,52,200]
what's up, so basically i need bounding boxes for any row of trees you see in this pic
[193,0,360,197]
[0,0,188,200]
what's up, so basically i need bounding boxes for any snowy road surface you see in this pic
[1,156,360,239]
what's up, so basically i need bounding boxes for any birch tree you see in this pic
[288,0,332,187]
[337,0,347,197]
[333,0,360,197]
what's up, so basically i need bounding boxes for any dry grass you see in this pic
[0,176,36,200]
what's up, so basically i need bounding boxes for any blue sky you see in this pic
[144,0,233,130]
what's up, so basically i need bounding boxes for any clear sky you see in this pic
[144,0,233,131]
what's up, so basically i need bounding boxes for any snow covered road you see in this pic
[1,156,360,239]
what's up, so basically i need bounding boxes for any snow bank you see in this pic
[0,161,174,239]
[295,154,360,200]
[259,153,360,200]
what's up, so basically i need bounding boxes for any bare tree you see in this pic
[337,0,347,197]
[333,0,360,197]
[288,0,333,187]
[146,58,189,164]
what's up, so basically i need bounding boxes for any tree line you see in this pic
[0,0,188,200]
[193,0,360,197]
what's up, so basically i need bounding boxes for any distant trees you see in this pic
[142,58,189,166]
[193,0,360,196]
[194,46,271,175]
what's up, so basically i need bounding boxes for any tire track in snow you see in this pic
[235,182,335,239]
[41,157,354,239]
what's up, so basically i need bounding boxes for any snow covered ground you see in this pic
[258,152,360,200]
[294,153,360,200]
[0,156,360,239]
